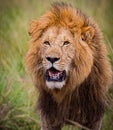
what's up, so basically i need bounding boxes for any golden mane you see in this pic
[29,2,94,42]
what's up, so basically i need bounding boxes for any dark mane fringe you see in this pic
[52,2,72,9]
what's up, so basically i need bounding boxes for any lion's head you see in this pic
[26,3,110,101]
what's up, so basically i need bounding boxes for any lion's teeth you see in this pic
[48,70,63,79]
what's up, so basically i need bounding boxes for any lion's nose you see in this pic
[46,57,60,64]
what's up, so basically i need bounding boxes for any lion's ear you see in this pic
[81,26,94,43]
[28,20,38,36]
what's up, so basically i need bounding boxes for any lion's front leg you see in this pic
[38,91,63,130]
[40,115,62,130]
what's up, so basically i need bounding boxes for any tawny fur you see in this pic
[26,3,112,130]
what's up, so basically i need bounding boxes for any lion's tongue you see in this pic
[48,70,62,79]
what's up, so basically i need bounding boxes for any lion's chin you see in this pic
[46,81,66,89]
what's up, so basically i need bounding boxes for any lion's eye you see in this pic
[63,41,70,46]
[44,41,50,46]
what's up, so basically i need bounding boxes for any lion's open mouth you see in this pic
[46,67,66,82]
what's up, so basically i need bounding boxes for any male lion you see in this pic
[26,3,112,130]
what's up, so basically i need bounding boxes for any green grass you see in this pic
[0,0,113,130]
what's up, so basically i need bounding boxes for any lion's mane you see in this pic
[26,3,112,129]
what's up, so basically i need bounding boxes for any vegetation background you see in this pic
[0,0,113,130]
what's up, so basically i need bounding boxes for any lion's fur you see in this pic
[26,3,112,129]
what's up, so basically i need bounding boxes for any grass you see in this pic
[0,0,113,130]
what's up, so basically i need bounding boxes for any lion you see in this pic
[26,2,112,130]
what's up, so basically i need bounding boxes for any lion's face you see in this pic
[40,26,75,89]
[27,24,94,91]
[26,5,95,92]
